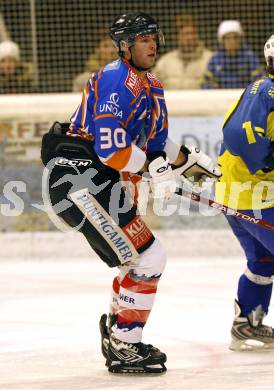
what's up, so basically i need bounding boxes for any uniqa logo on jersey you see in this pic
[99,92,123,118]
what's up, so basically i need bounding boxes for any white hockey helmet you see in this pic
[264,35,274,67]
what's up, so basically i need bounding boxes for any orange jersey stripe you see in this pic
[84,78,91,95]
[125,107,137,127]
[94,113,125,127]
[80,92,87,129]
[104,146,132,170]
[93,67,103,116]
[94,113,117,121]
[67,131,93,141]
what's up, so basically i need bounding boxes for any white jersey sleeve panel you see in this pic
[120,143,146,173]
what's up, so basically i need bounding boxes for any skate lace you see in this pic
[127,343,139,353]
[110,336,139,353]
[254,324,273,337]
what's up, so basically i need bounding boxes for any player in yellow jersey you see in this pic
[216,35,274,351]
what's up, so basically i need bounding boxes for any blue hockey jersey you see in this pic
[68,59,168,173]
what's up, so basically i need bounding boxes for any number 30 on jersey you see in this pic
[100,127,127,149]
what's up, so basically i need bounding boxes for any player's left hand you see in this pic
[148,156,177,200]
[263,141,274,172]
[172,145,221,190]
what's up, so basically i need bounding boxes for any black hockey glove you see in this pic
[263,142,274,172]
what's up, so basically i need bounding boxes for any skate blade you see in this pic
[229,338,274,352]
[108,363,167,374]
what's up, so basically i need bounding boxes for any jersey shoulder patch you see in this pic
[125,68,143,97]
[103,59,121,72]
[267,86,274,99]
[147,72,163,89]
[249,78,266,95]
[259,77,274,101]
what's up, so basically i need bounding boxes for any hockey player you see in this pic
[216,35,274,351]
[41,13,220,373]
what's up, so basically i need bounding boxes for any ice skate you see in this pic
[99,313,118,365]
[99,314,117,366]
[230,300,274,351]
[107,334,167,374]
[99,314,109,361]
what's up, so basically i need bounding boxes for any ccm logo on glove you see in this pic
[148,156,177,200]
[156,165,169,174]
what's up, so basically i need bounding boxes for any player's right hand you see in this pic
[173,145,221,190]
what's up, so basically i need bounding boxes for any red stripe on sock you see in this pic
[121,274,158,294]
[112,276,120,294]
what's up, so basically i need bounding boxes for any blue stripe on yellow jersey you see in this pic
[215,75,274,210]
[68,58,168,172]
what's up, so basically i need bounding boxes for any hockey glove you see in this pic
[148,156,177,200]
[172,145,221,190]
[263,141,274,172]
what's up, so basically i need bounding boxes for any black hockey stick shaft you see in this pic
[175,187,274,232]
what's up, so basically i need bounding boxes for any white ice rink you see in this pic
[1,231,274,390]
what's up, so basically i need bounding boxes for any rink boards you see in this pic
[0,229,242,260]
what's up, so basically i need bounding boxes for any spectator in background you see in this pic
[72,35,117,92]
[0,40,34,94]
[0,13,10,42]
[153,13,212,89]
[202,20,263,89]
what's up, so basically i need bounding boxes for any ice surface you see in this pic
[1,255,274,390]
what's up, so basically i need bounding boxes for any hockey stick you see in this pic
[175,186,274,232]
